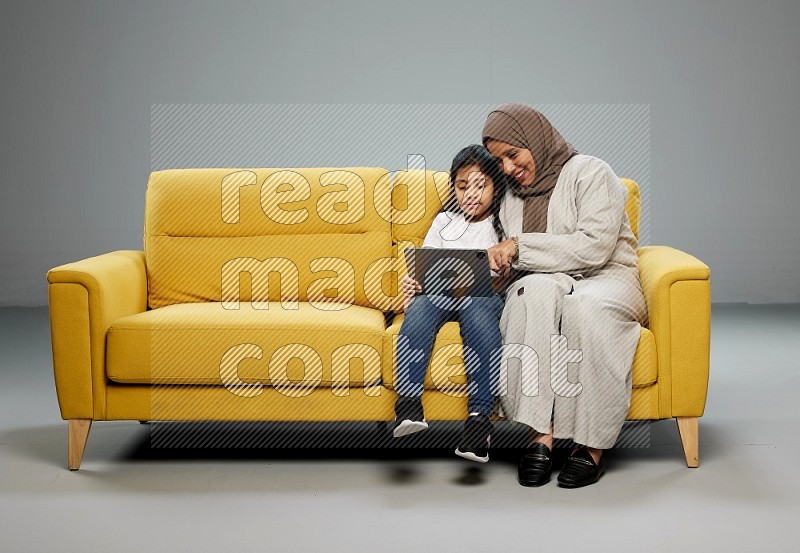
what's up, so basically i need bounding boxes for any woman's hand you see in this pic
[487,239,517,278]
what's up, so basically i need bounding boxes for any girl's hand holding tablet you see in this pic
[400,275,422,311]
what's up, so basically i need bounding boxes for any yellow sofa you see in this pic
[47,167,710,470]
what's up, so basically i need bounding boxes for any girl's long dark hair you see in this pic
[443,144,509,240]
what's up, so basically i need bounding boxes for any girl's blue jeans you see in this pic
[396,293,504,417]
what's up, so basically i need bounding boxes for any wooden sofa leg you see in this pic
[68,419,92,471]
[675,416,699,468]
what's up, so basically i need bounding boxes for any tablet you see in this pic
[404,247,494,298]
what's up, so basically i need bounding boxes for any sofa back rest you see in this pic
[390,170,641,243]
[619,178,640,241]
[145,168,395,310]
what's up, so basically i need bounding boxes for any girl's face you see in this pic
[453,163,495,221]
[485,138,537,187]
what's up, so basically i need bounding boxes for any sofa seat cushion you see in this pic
[107,302,386,387]
[382,314,658,391]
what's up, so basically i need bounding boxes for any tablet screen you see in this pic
[404,248,494,298]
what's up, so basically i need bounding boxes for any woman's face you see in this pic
[485,138,536,187]
[453,163,495,221]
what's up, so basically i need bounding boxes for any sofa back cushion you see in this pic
[145,168,394,310]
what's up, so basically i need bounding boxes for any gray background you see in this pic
[2,0,798,305]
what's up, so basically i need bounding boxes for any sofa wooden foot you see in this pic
[68,419,92,471]
[676,416,699,467]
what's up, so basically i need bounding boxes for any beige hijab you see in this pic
[482,103,578,233]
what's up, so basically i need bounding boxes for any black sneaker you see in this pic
[393,397,428,437]
[454,414,492,463]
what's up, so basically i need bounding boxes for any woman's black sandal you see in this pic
[557,447,607,488]
[517,442,553,487]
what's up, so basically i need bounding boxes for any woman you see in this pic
[482,103,648,488]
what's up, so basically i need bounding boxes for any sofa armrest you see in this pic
[46,250,148,419]
[638,246,711,418]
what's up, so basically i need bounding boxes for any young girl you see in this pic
[394,144,508,463]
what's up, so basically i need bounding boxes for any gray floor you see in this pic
[0,304,798,552]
